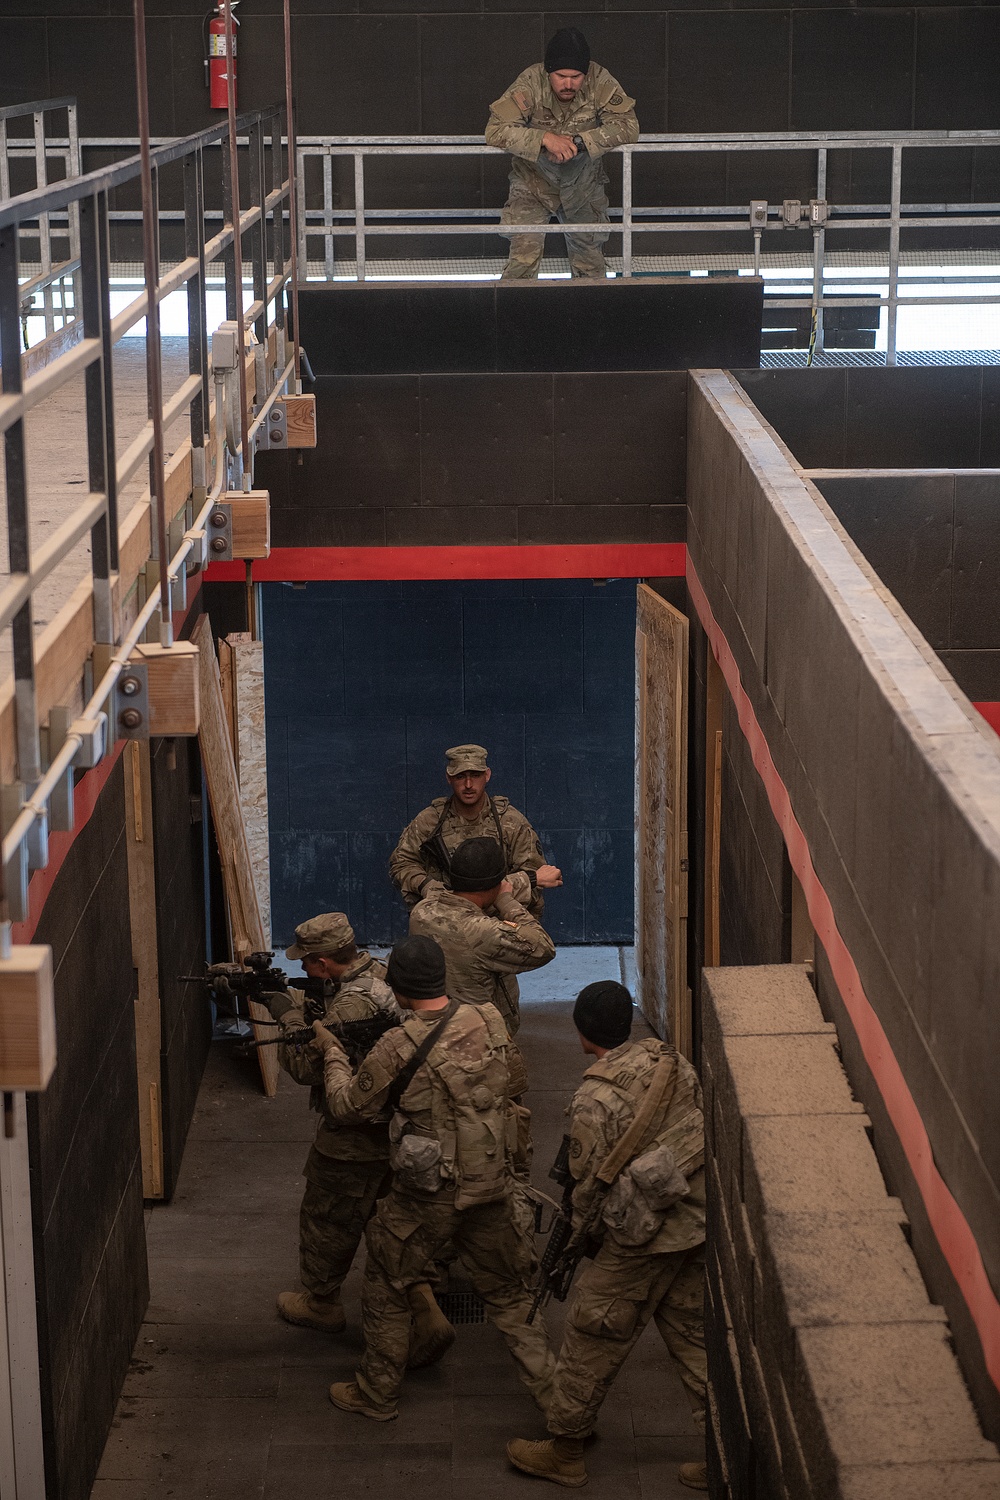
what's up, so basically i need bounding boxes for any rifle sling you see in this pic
[387,1000,459,1110]
[594,1054,678,1188]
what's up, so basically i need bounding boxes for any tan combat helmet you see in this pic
[446,744,488,775]
[285,911,354,960]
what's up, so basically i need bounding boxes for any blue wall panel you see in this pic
[264,578,635,946]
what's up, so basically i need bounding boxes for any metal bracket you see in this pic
[1,785,29,924]
[41,706,75,834]
[782,198,802,228]
[70,713,108,770]
[257,401,287,451]
[749,199,768,229]
[207,502,233,562]
[168,512,187,613]
[113,663,150,741]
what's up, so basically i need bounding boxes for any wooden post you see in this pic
[705,653,724,969]
[124,738,164,1198]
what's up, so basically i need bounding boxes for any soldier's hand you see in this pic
[263,990,297,1023]
[536,863,563,889]
[541,131,577,162]
[311,1021,343,1055]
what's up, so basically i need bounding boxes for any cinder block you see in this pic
[766,1366,814,1500]
[742,1114,900,1223]
[791,1324,999,1493]
[707,1153,755,1347]
[705,1267,755,1500]
[702,964,833,1047]
[717,1033,865,1123]
[837,1462,1000,1500]
[737,1330,787,1500]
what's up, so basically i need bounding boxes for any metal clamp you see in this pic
[1,786,29,923]
[41,706,75,833]
[113,663,150,741]
[70,712,108,770]
[257,400,287,451]
[207,502,233,562]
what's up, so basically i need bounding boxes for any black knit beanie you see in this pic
[450,837,507,892]
[386,935,447,1000]
[544,27,590,76]
[573,981,633,1048]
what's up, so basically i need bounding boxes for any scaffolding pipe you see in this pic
[224,0,251,485]
[283,0,302,387]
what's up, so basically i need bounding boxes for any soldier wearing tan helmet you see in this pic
[389,743,562,919]
[268,912,453,1367]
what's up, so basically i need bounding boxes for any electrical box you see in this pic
[0,944,55,1090]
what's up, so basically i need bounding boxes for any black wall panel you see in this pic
[263,576,636,945]
[27,757,148,1500]
[255,369,688,550]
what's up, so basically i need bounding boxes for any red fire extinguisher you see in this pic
[205,1,240,111]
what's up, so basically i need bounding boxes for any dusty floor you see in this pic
[91,993,703,1499]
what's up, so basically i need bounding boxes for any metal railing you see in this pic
[296,130,1000,363]
[0,93,301,929]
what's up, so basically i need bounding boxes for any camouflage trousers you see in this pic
[300,1146,391,1300]
[546,1240,707,1438]
[356,1184,554,1409]
[500,158,610,280]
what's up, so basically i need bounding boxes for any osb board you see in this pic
[228,633,271,947]
[191,614,277,1096]
[636,582,690,1056]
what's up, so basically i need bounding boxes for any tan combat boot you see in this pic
[406,1281,457,1368]
[328,1380,398,1422]
[276,1290,346,1335]
[678,1460,708,1490]
[506,1436,587,1488]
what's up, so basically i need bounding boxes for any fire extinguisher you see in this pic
[204,1,240,111]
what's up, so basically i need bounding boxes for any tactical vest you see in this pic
[392,1004,511,1209]
[419,796,512,882]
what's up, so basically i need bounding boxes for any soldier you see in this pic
[311,935,556,1421]
[269,913,454,1367]
[486,28,638,281]
[389,743,562,919]
[409,836,555,1046]
[506,982,708,1492]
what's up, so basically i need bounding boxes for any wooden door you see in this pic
[635,583,691,1056]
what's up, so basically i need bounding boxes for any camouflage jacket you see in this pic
[322,1000,513,1195]
[568,1038,706,1253]
[277,952,396,1161]
[486,63,638,165]
[389,794,545,912]
[408,888,555,1036]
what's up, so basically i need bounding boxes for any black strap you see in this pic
[387,1000,459,1110]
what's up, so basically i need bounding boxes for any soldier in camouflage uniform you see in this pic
[507,982,708,1492]
[312,935,556,1421]
[486,28,638,280]
[270,913,453,1365]
[389,743,561,920]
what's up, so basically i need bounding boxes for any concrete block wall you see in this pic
[702,965,1000,1500]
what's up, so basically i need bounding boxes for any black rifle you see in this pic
[528,1134,593,1324]
[251,1010,400,1069]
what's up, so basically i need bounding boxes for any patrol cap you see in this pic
[386,935,447,1000]
[573,981,633,1048]
[450,837,506,892]
[285,912,355,960]
[446,743,488,776]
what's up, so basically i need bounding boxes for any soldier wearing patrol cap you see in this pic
[268,913,453,1366]
[389,743,562,919]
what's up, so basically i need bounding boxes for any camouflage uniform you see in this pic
[276,954,397,1301]
[546,1038,707,1438]
[408,886,555,1043]
[322,1001,556,1412]
[486,63,638,279]
[390,793,546,917]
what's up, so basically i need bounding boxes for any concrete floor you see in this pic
[92,985,702,1499]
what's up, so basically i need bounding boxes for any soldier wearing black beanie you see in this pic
[572,980,633,1051]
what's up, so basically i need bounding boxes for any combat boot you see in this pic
[506,1436,587,1487]
[406,1281,456,1368]
[678,1460,708,1490]
[276,1290,347,1335]
[329,1381,398,1422]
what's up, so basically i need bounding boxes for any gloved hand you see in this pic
[262,989,298,1024]
[312,1020,346,1056]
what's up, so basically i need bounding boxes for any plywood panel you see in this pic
[229,634,271,947]
[190,614,277,1096]
[635,582,690,1055]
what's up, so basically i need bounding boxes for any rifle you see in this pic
[250,1010,400,1069]
[527,1134,595,1324]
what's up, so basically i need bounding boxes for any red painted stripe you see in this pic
[206,543,686,583]
[687,557,1000,1392]
[974,702,1000,737]
[11,742,126,946]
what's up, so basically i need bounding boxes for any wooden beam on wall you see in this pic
[124,739,164,1198]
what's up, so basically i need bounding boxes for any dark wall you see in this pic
[27,756,147,1500]
[736,366,1000,471]
[257,370,687,549]
[263,576,635,945]
[719,693,790,968]
[815,472,1000,705]
[151,735,212,1199]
